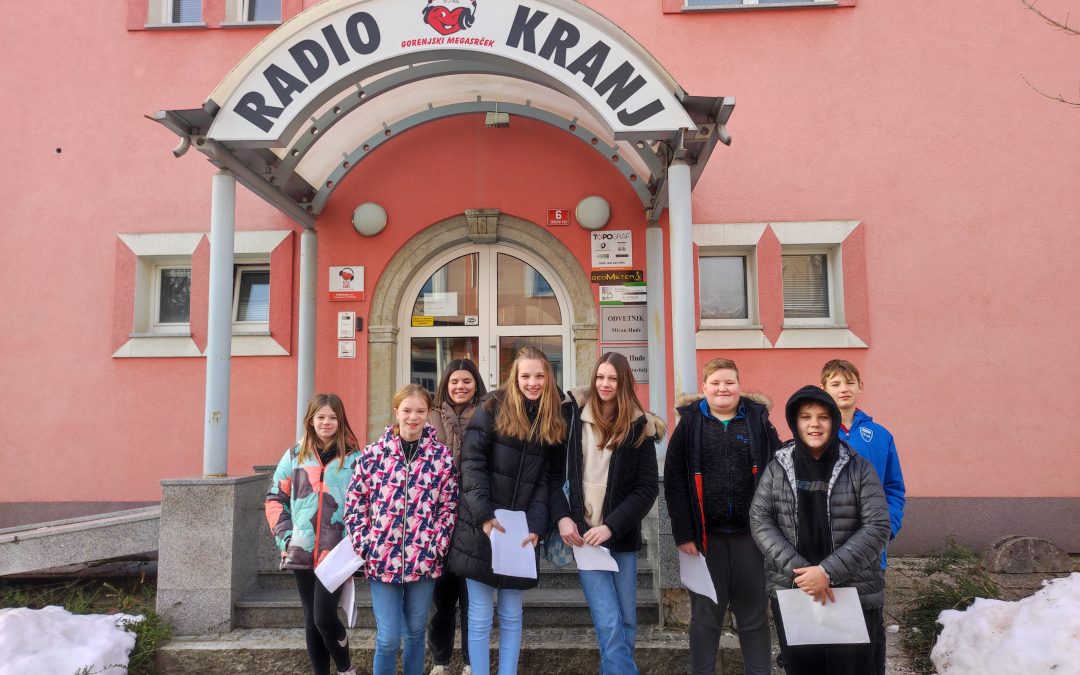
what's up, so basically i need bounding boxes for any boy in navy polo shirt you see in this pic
[821,359,906,675]
[665,358,781,675]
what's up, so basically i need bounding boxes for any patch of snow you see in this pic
[0,606,143,675]
[931,572,1080,675]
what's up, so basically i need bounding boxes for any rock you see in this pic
[981,535,1072,574]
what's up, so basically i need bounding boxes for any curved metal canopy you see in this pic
[153,0,734,226]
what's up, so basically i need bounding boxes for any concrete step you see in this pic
[235,586,660,629]
[0,506,160,577]
[253,558,655,592]
[158,626,758,674]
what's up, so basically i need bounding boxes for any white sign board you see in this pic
[591,230,632,269]
[207,0,693,145]
[423,292,458,317]
[601,305,647,342]
[329,266,364,301]
[599,284,646,305]
[601,345,649,383]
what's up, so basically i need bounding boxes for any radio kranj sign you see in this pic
[207,0,693,145]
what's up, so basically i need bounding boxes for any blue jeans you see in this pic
[369,578,436,675]
[466,578,524,675]
[579,551,639,675]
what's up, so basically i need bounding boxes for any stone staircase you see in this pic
[238,495,662,630]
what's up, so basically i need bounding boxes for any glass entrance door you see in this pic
[401,244,571,393]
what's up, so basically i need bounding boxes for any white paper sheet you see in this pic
[315,536,363,593]
[678,551,717,604]
[338,578,357,629]
[573,545,620,572]
[490,509,537,579]
[776,587,870,645]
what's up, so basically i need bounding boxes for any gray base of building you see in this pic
[889,497,1080,555]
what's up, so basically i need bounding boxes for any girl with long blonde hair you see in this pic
[446,346,567,675]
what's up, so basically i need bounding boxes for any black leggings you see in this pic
[428,569,470,666]
[293,569,352,675]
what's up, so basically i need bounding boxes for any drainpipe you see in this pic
[296,229,318,439]
[646,224,669,462]
[668,159,696,402]
[203,170,235,477]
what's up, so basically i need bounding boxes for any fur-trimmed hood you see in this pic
[674,391,774,418]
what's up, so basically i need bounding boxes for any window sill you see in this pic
[114,336,201,358]
[231,335,288,357]
[775,327,867,349]
[114,335,288,358]
[144,22,208,30]
[696,327,772,349]
[681,1,841,12]
[220,21,282,28]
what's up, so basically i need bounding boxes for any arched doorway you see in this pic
[365,212,597,441]
[398,242,572,393]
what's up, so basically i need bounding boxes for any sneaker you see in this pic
[338,669,357,675]
[461,666,472,675]
[429,667,450,675]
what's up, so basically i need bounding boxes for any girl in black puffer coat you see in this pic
[447,346,566,675]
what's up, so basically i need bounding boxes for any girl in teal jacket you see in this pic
[265,393,360,675]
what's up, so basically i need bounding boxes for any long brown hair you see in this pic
[494,346,566,445]
[585,351,649,449]
[298,393,359,469]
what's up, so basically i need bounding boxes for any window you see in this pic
[782,252,832,321]
[169,0,201,23]
[770,221,867,349]
[693,223,768,349]
[153,265,192,331]
[116,231,292,358]
[244,0,280,22]
[232,265,270,333]
[700,254,750,322]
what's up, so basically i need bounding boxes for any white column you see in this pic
[203,170,236,477]
[646,224,669,460]
[296,229,318,439]
[668,159,696,402]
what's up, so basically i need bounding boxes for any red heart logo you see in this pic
[426,6,464,36]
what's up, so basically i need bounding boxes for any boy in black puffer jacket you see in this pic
[664,358,781,675]
[750,385,890,675]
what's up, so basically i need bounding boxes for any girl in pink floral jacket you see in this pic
[343,383,458,675]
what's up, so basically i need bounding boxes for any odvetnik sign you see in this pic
[601,305,647,342]
[208,0,693,144]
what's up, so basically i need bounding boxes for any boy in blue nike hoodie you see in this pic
[820,359,905,675]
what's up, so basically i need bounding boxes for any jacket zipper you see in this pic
[313,456,326,567]
[401,437,410,583]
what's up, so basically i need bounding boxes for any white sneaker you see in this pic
[461,666,473,675]
[429,667,450,675]
[338,669,357,675]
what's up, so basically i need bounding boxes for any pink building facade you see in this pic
[1,0,1077,553]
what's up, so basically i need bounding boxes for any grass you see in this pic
[0,571,170,675]
[901,538,1000,674]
